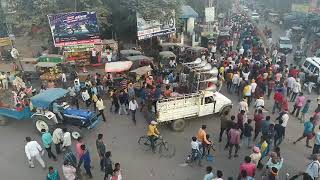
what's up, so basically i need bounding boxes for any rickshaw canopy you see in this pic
[37,54,64,63]
[125,55,153,61]
[105,61,133,73]
[159,51,176,59]
[31,88,68,109]
[35,62,60,68]
[120,50,142,56]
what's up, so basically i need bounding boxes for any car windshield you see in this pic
[280,39,291,44]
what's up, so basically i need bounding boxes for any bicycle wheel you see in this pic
[159,141,176,158]
[138,136,152,151]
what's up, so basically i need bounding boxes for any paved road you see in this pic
[0,23,319,180]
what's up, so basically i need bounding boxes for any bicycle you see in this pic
[138,135,176,158]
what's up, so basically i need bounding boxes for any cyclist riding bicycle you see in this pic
[147,121,160,152]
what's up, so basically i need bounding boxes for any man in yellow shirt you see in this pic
[147,121,160,152]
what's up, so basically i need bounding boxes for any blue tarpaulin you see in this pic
[180,5,199,19]
[31,88,68,109]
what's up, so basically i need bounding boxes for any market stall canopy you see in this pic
[180,5,199,19]
[125,55,154,61]
[130,66,152,76]
[31,88,68,109]
[105,61,133,73]
[35,62,59,68]
[37,54,64,63]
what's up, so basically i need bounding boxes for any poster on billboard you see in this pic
[48,11,101,47]
[137,12,176,40]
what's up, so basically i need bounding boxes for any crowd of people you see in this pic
[1,11,320,180]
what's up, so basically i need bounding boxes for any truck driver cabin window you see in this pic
[205,96,214,104]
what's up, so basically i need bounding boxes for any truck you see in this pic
[156,90,232,131]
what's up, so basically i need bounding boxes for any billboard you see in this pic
[48,11,101,47]
[137,12,176,40]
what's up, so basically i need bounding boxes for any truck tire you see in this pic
[32,115,56,133]
[220,106,232,115]
[171,119,185,131]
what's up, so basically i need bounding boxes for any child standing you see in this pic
[243,119,253,148]
[299,99,311,123]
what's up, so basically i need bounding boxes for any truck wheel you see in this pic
[32,115,56,133]
[220,106,232,115]
[171,119,185,131]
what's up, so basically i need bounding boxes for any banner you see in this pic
[137,12,176,40]
[205,7,215,22]
[48,12,101,47]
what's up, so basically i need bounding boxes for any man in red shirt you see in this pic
[272,89,283,114]
[239,156,256,178]
[253,109,264,140]
[289,66,299,78]
[228,124,241,159]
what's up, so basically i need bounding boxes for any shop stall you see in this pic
[36,62,62,81]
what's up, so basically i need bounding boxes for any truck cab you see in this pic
[199,91,232,116]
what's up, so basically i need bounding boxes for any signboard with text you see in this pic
[48,11,101,47]
[137,12,176,40]
[205,7,215,22]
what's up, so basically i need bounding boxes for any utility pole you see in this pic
[74,0,77,12]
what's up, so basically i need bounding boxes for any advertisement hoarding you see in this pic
[48,11,101,47]
[137,12,176,40]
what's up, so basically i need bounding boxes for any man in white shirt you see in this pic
[306,154,320,179]
[25,137,45,168]
[52,127,63,154]
[255,97,265,109]
[62,128,72,151]
[0,72,8,89]
[81,89,91,107]
[239,46,244,55]
[190,136,201,165]
[61,72,67,88]
[232,72,240,94]
[286,76,296,97]
[129,97,139,125]
[291,79,301,102]
[96,96,106,122]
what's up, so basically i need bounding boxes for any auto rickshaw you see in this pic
[183,47,208,63]
[291,26,304,42]
[158,51,176,74]
[125,55,154,69]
